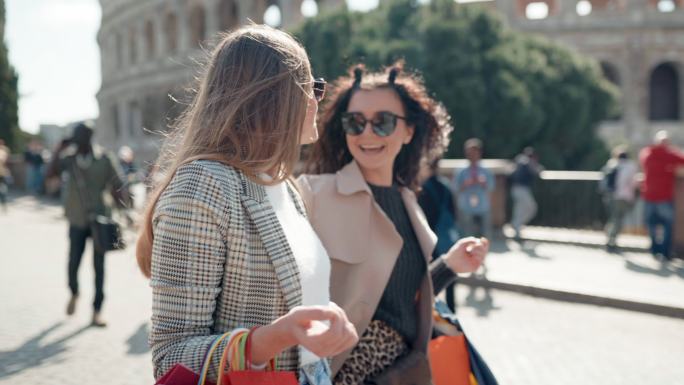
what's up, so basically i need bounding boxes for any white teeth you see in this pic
[360,145,383,150]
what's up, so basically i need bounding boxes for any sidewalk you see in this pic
[503,225,650,252]
[460,229,684,319]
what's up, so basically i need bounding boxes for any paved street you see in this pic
[1,195,683,385]
[0,196,154,385]
[453,288,684,385]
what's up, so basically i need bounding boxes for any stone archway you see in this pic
[164,11,179,53]
[649,62,680,121]
[219,0,239,31]
[189,4,207,46]
[600,61,622,119]
[516,0,558,19]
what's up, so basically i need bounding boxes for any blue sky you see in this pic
[5,0,381,134]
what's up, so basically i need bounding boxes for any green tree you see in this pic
[294,0,618,170]
[0,0,20,151]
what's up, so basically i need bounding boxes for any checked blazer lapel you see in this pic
[238,173,304,312]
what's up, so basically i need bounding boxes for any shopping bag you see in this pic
[429,334,471,385]
[219,328,298,385]
[155,364,215,385]
[155,332,231,385]
[430,299,499,385]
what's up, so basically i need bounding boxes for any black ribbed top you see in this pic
[369,183,426,344]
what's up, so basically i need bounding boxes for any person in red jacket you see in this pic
[639,131,684,260]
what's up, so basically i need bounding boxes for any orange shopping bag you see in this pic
[428,334,471,385]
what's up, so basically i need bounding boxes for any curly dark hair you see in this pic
[304,62,453,191]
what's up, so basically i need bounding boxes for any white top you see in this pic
[263,180,331,366]
[614,159,639,202]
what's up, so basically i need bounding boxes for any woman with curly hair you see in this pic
[298,63,489,384]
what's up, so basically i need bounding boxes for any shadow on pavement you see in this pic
[518,241,552,260]
[454,267,502,318]
[0,322,91,378]
[126,323,150,355]
[624,258,684,280]
[488,239,511,254]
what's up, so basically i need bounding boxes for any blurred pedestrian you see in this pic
[117,146,138,224]
[639,131,684,261]
[24,139,45,195]
[0,139,10,211]
[118,146,137,180]
[453,138,495,239]
[509,147,543,241]
[46,122,126,327]
[418,157,460,312]
[601,146,638,252]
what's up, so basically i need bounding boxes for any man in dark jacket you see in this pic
[46,122,125,326]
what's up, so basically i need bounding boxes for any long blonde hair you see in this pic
[136,25,313,277]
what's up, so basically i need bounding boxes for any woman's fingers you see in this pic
[290,303,359,357]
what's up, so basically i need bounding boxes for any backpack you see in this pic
[510,162,534,186]
[602,166,618,193]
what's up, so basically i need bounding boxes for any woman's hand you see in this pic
[443,236,489,273]
[250,303,358,365]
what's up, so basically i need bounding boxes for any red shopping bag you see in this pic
[155,331,232,385]
[155,364,215,385]
[219,328,298,385]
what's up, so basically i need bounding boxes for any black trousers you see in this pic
[68,225,105,311]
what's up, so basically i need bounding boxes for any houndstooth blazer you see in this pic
[149,160,306,380]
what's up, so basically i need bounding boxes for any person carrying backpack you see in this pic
[601,146,638,252]
[509,147,543,241]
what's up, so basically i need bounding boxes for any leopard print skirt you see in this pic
[333,320,409,385]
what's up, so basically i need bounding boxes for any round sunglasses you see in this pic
[313,78,326,102]
[340,111,407,137]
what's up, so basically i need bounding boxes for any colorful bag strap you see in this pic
[197,332,232,385]
[217,328,249,384]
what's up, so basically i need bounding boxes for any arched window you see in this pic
[517,0,557,20]
[600,61,621,120]
[600,61,621,86]
[189,5,206,47]
[164,92,183,129]
[263,4,282,27]
[165,12,178,54]
[142,95,160,134]
[219,0,239,31]
[576,0,592,16]
[129,26,138,65]
[111,104,121,138]
[145,19,156,59]
[654,0,677,12]
[128,101,141,137]
[115,33,123,69]
[649,62,680,121]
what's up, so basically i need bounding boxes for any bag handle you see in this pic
[197,332,232,385]
[244,327,276,371]
[217,328,249,384]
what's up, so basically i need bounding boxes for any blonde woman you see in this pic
[136,25,357,385]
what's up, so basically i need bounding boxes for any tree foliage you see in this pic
[294,0,619,169]
[0,0,20,152]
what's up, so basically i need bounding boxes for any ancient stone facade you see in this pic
[96,0,343,162]
[493,0,684,150]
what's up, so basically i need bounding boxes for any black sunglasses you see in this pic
[341,111,407,137]
[313,78,326,102]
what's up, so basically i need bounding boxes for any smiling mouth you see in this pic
[359,144,385,154]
